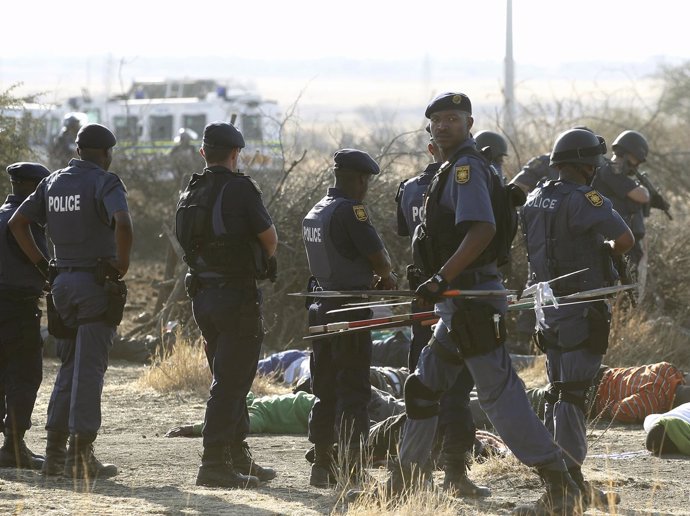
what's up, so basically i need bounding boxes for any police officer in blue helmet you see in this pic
[386,92,585,515]
[0,162,50,470]
[474,130,509,182]
[10,123,133,480]
[302,149,396,487]
[396,124,489,497]
[521,128,633,511]
[176,121,278,489]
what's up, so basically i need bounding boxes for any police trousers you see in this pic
[0,294,43,434]
[409,312,476,460]
[307,299,372,449]
[46,272,115,436]
[192,284,263,448]
[399,297,566,472]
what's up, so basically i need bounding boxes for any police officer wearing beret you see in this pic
[0,163,51,470]
[10,123,132,480]
[522,128,633,510]
[390,92,585,515]
[176,121,278,489]
[302,149,396,487]
[396,127,489,497]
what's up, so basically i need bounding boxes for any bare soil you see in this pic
[2,262,688,515]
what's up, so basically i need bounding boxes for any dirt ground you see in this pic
[1,262,689,515]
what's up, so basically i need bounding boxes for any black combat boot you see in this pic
[64,434,118,480]
[42,431,69,476]
[0,431,44,470]
[512,468,584,516]
[443,461,491,498]
[229,441,276,481]
[309,443,336,488]
[195,445,260,488]
[568,466,621,510]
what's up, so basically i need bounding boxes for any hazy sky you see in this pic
[2,0,688,121]
[4,0,688,62]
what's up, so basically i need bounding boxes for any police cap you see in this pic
[202,121,245,149]
[76,123,117,149]
[425,92,472,118]
[6,162,51,182]
[333,149,380,175]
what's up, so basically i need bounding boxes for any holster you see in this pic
[185,273,200,298]
[406,265,426,290]
[449,300,506,358]
[584,302,610,355]
[46,292,77,339]
[96,259,128,327]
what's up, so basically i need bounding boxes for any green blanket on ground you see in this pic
[192,391,316,436]
[658,417,690,455]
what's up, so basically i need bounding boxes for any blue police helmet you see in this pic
[76,123,117,149]
[425,92,472,118]
[333,149,380,175]
[550,129,607,167]
[6,162,51,182]
[202,122,245,149]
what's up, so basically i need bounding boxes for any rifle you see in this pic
[635,171,672,220]
[611,253,637,307]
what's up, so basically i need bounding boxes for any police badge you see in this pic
[455,165,470,184]
[353,204,368,221]
[585,190,604,207]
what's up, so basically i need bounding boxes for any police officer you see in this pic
[0,162,50,470]
[303,149,396,487]
[390,92,583,515]
[522,128,633,509]
[49,114,82,169]
[592,130,651,269]
[178,121,277,489]
[9,123,132,480]
[511,153,558,195]
[396,127,488,497]
[474,130,509,183]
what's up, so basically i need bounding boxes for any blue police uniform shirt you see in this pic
[213,166,273,237]
[524,179,629,339]
[397,162,440,238]
[592,160,644,236]
[0,194,48,294]
[512,154,558,191]
[436,138,505,312]
[18,159,128,266]
[303,187,384,290]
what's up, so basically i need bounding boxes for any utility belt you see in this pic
[534,301,611,355]
[406,264,499,291]
[46,259,128,339]
[448,299,506,359]
[185,273,256,298]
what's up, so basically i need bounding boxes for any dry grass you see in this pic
[139,333,291,396]
[514,355,547,389]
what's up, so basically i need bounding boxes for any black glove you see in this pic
[267,255,278,283]
[34,257,50,281]
[415,273,448,304]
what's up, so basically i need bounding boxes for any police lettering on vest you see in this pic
[525,195,558,210]
[303,225,322,243]
[48,195,81,212]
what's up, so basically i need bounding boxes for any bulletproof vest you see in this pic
[302,195,373,290]
[521,180,614,295]
[418,148,518,274]
[398,163,439,238]
[175,169,264,277]
[0,196,48,294]
[44,163,118,266]
[592,160,644,236]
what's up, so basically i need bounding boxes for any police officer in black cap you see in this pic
[0,162,51,470]
[49,114,82,170]
[10,123,132,480]
[302,148,396,487]
[396,127,489,496]
[390,92,584,515]
[176,121,278,489]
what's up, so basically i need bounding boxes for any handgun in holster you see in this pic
[96,258,128,326]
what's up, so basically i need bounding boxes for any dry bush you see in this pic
[139,335,210,395]
[140,334,291,396]
[515,355,547,388]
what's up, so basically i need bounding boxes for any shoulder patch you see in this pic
[353,204,368,221]
[246,176,263,195]
[455,165,470,184]
[585,190,604,207]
